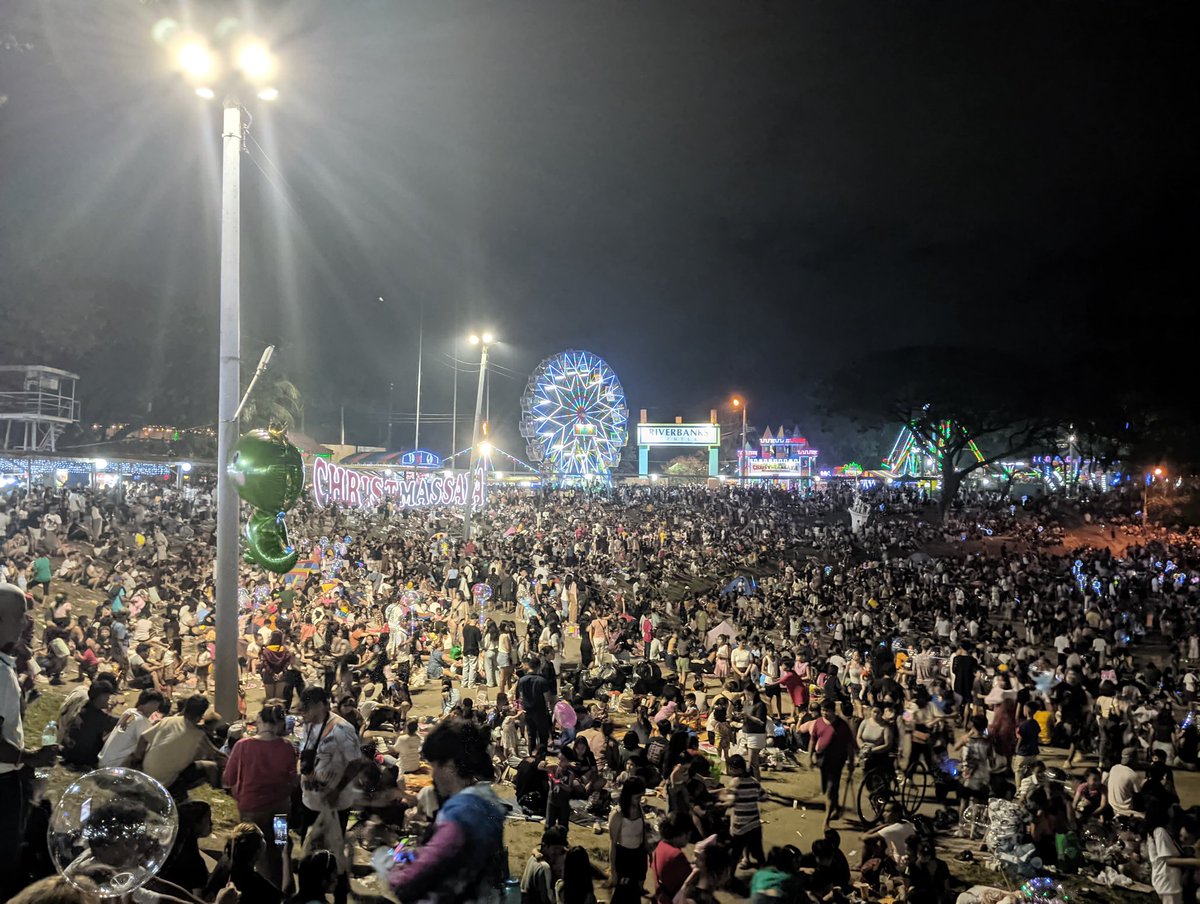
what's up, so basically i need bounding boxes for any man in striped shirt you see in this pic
[725,753,765,869]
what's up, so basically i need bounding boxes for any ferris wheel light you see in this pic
[522,349,628,486]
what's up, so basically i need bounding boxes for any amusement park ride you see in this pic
[881,420,987,480]
[520,349,629,486]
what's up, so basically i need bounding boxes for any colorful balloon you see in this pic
[227,426,305,574]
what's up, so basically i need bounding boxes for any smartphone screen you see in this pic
[273,814,288,846]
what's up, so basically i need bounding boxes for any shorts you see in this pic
[744,733,767,751]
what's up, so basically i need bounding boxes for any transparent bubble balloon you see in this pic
[49,767,178,897]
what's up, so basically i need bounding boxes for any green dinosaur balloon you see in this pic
[227,427,305,574]
[243,510,298,573]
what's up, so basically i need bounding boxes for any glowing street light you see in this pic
[463,333,498,543]
[237,42,273,80]
[178,40,213,79]
[731,396,747,485]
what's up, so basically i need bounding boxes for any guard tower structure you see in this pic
[0,365,81,453]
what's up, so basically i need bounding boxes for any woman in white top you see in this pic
[607,776,648,899]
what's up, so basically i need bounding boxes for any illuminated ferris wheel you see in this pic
[520,349,628,484]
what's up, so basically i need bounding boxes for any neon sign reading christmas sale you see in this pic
[310,457,485,509]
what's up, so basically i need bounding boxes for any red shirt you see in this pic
[810,716,853,764]
[779,670,808,707]
[222,736,298,813]
[653,841,691,904]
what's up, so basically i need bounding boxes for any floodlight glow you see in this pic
[178,41,213,78]
[238,43,272,80]
[469,335,480,345]
[195,86,215,99]
[256,87,279,101]
[479,442,493,457]
[481,332,495,345]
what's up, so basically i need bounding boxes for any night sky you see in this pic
[0,1,1194,461]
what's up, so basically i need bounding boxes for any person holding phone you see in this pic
[223,701,299,888]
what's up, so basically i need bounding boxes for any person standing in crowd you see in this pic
[461,616,482,690]
[809,700,854,829]
[223,701,299,888]
[607,776,649,902]
[0,584,58,901]
[517,655,555,752]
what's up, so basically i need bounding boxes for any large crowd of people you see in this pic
[1,474,1199,904]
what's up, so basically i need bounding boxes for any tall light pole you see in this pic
[1143,466,1164,528]
[172,28,279,721]
[732,397,747,485]
[462,332,494,543]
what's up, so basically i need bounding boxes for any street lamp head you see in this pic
[1154,467,1164,477]
[468,334,480,345]
[481,332,495,345]
[237,42,273,81]
[731,397,742,408]
[178,40,214,79]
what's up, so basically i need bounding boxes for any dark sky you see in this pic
[0,1,1194,460]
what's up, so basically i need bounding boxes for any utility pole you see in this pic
[386,382,394,449]
[414,306,423,450]
[213,100,243,722]
[462,337,492,542]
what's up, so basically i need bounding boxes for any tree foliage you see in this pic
[820,346,1063,520]
[240,369,305,432]
[666,452,708,476]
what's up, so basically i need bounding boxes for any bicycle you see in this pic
[856,756,931,825]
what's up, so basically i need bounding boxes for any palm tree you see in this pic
[241,374,304,431]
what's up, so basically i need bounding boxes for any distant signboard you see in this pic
[746,458,817,477]
[760,436,814,447]
[637,423,720,446]
[310,457,484,509]
[400,449,442,469]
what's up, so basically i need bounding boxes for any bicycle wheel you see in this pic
[898,762,930,814]
[856,770,893,826]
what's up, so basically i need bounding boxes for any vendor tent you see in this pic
[706,619,740,646]
[720,575,753,596]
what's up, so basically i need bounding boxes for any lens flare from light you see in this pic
[151,18,181,46]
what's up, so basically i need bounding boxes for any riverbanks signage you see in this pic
[636,422,721,478]
[310,457,485,509]
[636,423,720,446]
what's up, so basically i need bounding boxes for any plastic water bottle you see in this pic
[36,721,57,780]
[501,878,521,904]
